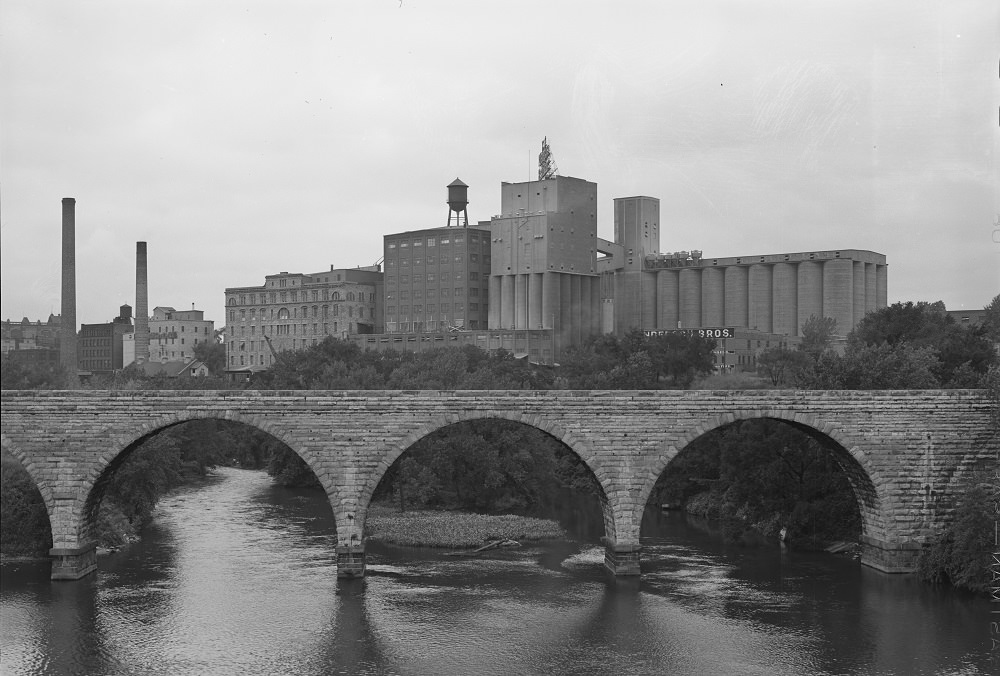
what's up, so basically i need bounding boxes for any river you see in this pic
[0,467,993,675]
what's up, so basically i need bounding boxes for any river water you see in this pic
[0,467,993,675]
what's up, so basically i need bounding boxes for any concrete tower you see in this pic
[135,242,149,364]
[489,175,600,351]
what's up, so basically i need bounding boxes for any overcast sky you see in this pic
[2,1,997,329]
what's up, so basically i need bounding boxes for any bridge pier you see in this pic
[603,540,642,576]
[336,543,366,578]
[49,544,97,580]
[859,535,923,573]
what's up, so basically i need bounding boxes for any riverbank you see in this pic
[364,504,565,548]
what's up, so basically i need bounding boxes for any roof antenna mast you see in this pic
[538,136,558,180]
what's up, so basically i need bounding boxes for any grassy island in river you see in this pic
[364,506,566,548]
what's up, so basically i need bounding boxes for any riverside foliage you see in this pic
[649,419,861,548]
[757,299,999,389]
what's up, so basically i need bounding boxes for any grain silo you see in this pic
[796,260,823,335]
[748,263,773,333]
[876,264,888,307]
[852,261,866,328]
[589,277,602,336]
[515,274,528,328]
[771,262,797,335]
[864,263,877,314]
[500,275,515,328]
[656,269,680,329]
[701,267,725,327]
[560,274,573,343]
[528,272,543,329]
[640,271,657,330]
[679,268,702,328]
[489,276,502,329]
[724,266,748,327]
[823,258,854,336]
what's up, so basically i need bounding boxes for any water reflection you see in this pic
[1,467,992,676]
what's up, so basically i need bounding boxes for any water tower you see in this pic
[446,178,469,227]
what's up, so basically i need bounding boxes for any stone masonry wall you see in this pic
[1,389,995,576]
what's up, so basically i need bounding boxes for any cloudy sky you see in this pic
[2,1,997,328]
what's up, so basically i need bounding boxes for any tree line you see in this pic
[758,298,999,389]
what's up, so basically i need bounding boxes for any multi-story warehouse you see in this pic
[78,305,133,375]
[149,306,215,361]
[224,266,382,373]
[123,306,216,365]
[383,223,492,333]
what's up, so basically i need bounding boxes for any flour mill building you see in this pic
[224,266,383,373]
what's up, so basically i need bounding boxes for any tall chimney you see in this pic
[60,198,78,382]
[135,241,149,364]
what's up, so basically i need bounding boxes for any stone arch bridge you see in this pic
[1,389,994,580]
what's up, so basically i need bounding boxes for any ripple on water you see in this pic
[1,467,991,676]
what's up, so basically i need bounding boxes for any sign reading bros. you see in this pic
[644,327,735,339]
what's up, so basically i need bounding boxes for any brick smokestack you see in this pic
[135,241,149,364]
[60,198,78,381]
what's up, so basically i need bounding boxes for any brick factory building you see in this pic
[383,223,492,333]
[78,305,133,375]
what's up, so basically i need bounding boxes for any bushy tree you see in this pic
[917,365,999,594]
[373,420,601,516]
[799,315,838,358]
[981,293,1000,342]
[649,420,860,547]
[0,356,67,390]
[917,482,994,593]
[645,332,717,387]
[850,301,948,347]
[84,363,232,391]
[800,342,941,389]
[756,346,810,386]
[102,434,185,525]
[267,446,321,488]
[791,300,997,389]
[559,331,714,389]
[0,454,52,555]
[193,340,226,375]
[848,301,996,386]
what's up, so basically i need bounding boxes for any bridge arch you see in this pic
[637,409,887,546]
[71,410,342,549]
[355,410,619,544]
[1,432,53,505]
[0,432,55,549]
